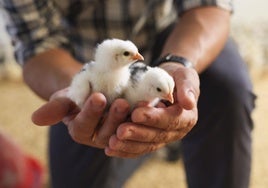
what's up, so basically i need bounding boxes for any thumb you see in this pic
[160,63,200,110]
[177,87,197,110]
[174,70,200,110]
[32,97,76,126]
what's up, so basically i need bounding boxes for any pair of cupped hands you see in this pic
[32,63,199,158]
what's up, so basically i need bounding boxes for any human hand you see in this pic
[105,63,200,158]
[32,88,130,149]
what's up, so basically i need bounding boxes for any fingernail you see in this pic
[188,90,196,103]
[91,99,105,111]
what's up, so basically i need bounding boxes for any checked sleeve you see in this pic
[0,0,71,65]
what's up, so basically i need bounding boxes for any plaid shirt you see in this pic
[0,0,232,65]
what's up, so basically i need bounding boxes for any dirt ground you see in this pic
[0,73,267,188]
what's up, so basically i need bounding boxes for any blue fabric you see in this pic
[182,39,256,188]
[49,123,149,188]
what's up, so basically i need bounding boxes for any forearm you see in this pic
[161,7,231,73]
[23,48,82,100]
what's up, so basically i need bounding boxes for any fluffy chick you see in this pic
[124,62,175,109]
[68,38,144,108]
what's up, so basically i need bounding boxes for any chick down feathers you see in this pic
[124,61,175,108]
[68,38,144,108]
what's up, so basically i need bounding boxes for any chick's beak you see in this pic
[165,92,174,104]
[132,52,144,61]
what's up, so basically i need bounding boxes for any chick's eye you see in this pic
[156,87,162,92]
[123,51,130,56]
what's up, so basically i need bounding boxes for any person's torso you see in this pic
[52,0,177,62]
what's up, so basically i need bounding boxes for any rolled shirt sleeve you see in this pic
[0,0,70,65]
[176,0,233,15]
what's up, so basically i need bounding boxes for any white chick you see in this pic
[124,62,175,109]
[68,39,144,108]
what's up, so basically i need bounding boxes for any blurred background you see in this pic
[0,0,267,187]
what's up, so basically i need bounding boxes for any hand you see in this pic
[105,64,200,158]
[32,88,130,148]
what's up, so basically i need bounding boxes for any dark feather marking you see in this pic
[89,81,92,91]
[80,67,86,72]
[80,61,94,73]
[129,61,149,87]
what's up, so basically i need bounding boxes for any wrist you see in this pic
[152,54,194,68]
[159,62,184,76]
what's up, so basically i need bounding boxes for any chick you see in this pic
[124,61,175,109]
[68,39,144,108]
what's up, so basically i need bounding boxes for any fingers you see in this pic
[95,98,130,146]
[116,123,183,143]
[65,94,131,149]
[65,92,107,147]
[121,107,197,142]
[173,67,200,110]
[160,63,200,110]
[72,92,107,126]
[131,105,184,130]
[105,135,165,158]
[105,105,197,158]
[32,97,76,126]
